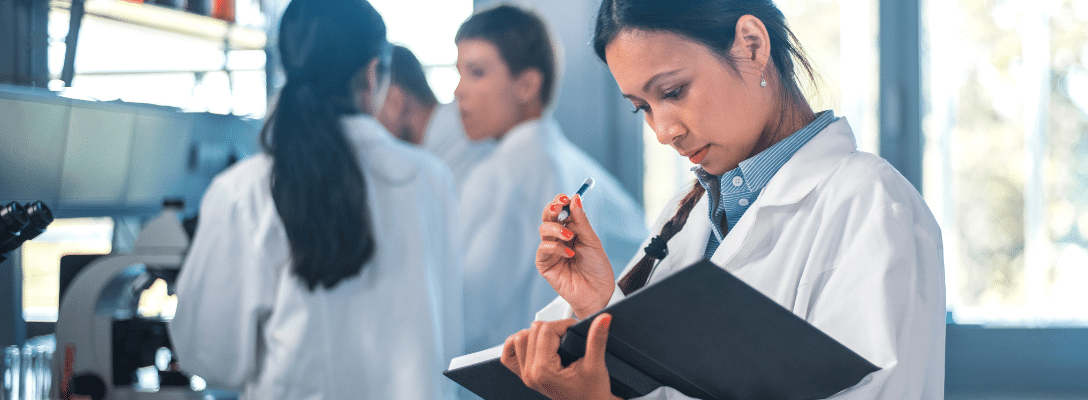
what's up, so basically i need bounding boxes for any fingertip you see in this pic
[585,313,611,364]
[573,194,583,208]
[564,247,575,258]
[595,313,612,329]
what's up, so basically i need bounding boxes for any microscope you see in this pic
[0,201,54,263]
[54,201,204,400]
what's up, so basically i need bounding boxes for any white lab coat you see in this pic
[535,117,946,399]
[169,115,464,400]
[460,117,648,353]
[422,102,496,187]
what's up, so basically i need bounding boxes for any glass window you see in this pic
[47,2,268,118]
[924,0,1088,324]
[369,0,473,104]
[780,0,880,154]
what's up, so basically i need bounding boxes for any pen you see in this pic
[558,178,594,222]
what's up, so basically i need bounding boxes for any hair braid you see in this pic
[618,181,706,295]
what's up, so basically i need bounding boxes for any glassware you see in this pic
[3,345,19,400]
[21,345,35,400]
[3,336,57,400]
[28,336,55,400]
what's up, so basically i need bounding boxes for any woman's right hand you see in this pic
[536,194,615,319]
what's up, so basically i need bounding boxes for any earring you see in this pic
[760,70,767,87]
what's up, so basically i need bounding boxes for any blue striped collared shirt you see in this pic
[695,110,838,258]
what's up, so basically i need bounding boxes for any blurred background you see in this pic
[2,0,1087,399]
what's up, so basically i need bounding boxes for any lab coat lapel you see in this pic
[709,118,858,270]
[710,197,776,273]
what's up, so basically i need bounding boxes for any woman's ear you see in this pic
[732,15,771,76]
[351,58,383,114]
[514,68,544,106]
[376,84,405,127]
[367,58,380,93]
[366,57,390,114]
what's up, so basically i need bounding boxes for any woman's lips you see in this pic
[687,145,710,164]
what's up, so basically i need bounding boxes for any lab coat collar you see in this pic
[755,117,857,207]
[495,116,560,152]
[340,114,395,148]
[340,113,420,184]
[707,117,857,267]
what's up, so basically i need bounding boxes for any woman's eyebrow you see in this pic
[642,69,681,93]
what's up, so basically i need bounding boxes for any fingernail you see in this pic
[549,204,559,212]
[601,314,612,327]
[564,248,575,257]
[574,196,582,208]
[559,195,570,203]
[561,228,573,240]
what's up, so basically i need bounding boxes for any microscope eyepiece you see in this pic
[25,201,54,232]
[0,201,54,254]
[0,202,30,246]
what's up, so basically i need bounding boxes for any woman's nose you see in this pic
[654,113,685,145]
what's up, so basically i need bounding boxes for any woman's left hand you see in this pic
[500,314,620,400]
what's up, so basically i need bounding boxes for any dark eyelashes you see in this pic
[631,84,686,114]
[663,85,684,99]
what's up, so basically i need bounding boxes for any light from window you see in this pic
[924,0,1088,325]
[369,0,473,104]
[22,218,114,322]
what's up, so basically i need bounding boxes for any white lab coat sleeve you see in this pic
[630,190,943,400]
[803,197,945,399]
[168,177,279,390]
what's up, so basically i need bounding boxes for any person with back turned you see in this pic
[168,1,464,398]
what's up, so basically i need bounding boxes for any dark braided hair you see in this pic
[618,182,706,295]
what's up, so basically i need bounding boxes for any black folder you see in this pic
[444,259,880,399]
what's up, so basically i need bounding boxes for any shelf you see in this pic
[52,0,266,50]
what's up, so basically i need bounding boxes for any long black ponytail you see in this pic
[261,0,390,290]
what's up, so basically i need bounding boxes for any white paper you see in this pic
[448,344,504,370]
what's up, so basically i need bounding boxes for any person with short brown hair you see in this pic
[454,4,648,354]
